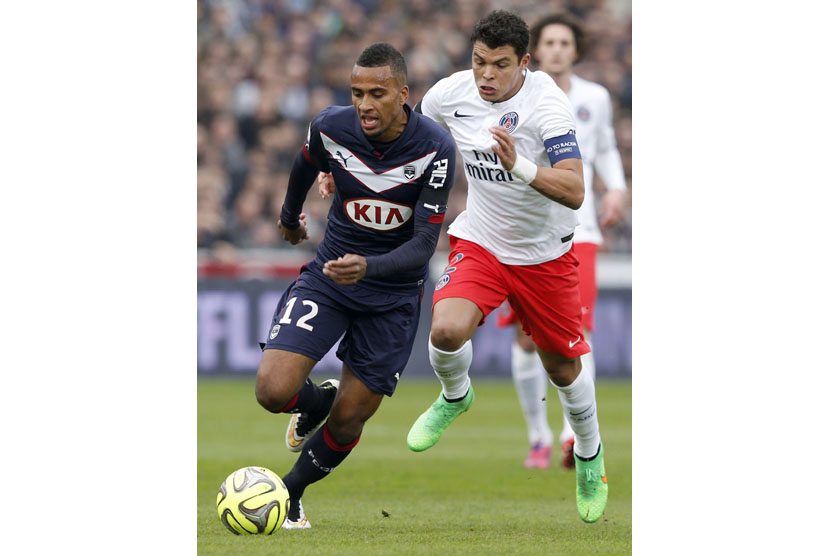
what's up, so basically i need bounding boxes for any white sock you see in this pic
[511,342,553,446]
[553,369,601,459]
[428,338,472,400]
[560,332,593,444]
[581,332,595,381]
[559,409,575,445]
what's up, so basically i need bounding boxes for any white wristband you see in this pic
[510,154,538,184]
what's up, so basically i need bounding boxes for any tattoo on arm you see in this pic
[530,183,565,204]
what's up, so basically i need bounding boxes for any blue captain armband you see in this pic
[544,132,581,165]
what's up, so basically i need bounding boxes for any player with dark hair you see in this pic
[500,12,629,471]
[530,12,586,60]
[406,10,608,523]
[468,8,530,60]
[255,41,457,529]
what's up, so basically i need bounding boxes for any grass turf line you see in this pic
[198,377,631,555]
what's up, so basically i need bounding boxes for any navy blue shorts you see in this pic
[264,263,422,396]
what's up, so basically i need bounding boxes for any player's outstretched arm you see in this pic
[321,201,446,286]
[528,158,584,210]
[599,188,625,228]
[594,90,627,227]
[594,146,626,227]
[323,146,456,285]
[594,139,627,227]
[279,149,320,245]
[323,196,450,286]
[278,213,309,245]
[489,126,584,210]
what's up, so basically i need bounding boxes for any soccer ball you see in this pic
[216,466,290,535]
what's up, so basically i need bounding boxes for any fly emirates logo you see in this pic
[464,150,516,183]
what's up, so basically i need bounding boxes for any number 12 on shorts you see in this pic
[278,297,319,331]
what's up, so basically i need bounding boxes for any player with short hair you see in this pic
[500,12,629,470]
[255,42,456,529]
[405,10,608,523]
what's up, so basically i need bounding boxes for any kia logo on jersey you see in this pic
[344,198,413,231]
[499,112,519,133]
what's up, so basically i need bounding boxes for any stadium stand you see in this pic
[197,0,632,260]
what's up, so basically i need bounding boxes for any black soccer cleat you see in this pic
[285,379,339,452]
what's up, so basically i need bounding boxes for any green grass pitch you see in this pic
[198,377,632,555]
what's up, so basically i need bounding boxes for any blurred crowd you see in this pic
[197,0,632,260]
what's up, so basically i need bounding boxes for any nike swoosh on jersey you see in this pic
[320,132,438,194]
[454,110,474,118]
[569,337,581,348]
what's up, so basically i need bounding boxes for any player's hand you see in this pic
[323,254,367,285]
[278,213,310,245]
[318,172,335,199]
[599,189,626,228]
[489,126,517,171]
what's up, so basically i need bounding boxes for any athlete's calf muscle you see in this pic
[325,366,384,444]
[536,349,582,387]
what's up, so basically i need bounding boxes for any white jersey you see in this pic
[567,74,627,245]
[420,69,580,265]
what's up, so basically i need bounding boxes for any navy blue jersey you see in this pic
[284,104,456,295]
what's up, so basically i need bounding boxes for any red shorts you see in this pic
[433,237,590,358]
[573,242,598,332]
[497,242,598,332]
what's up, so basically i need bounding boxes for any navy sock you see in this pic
[278,379,325,414]
[282,424,360,502]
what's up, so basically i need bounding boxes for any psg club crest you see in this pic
[577,106,590,121]
[404,164,416,180]
[499,112,519,134]
[435,273,451,291]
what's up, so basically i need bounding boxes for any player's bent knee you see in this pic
[255,377,288,412]
[543,357,582,387]
[429,319,470,351]
[537,349,582,387]
[254,359,293,412]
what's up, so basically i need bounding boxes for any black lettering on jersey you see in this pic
[465,156,514,183]
[472,150,499,164]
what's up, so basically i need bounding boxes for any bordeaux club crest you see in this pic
[404,164,416,180]
[499,112,519,134]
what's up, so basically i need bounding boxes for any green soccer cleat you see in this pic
[575,443,608,523]
[406,387,475,452]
